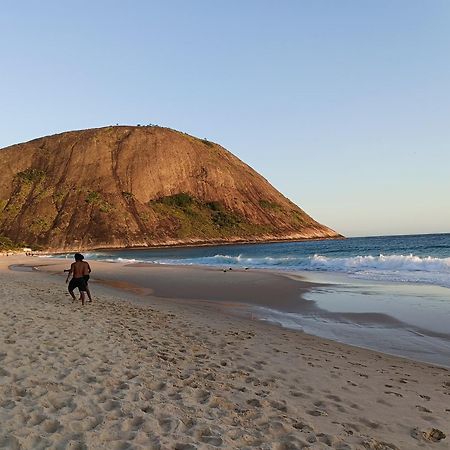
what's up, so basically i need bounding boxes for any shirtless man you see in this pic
[66,253,90,305]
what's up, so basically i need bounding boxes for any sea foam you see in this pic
[46,247,450,288]
[167,253,450,288]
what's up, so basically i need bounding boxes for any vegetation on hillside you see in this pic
[149,193,271,239]
[259,199,282,210]
[16,168,46,183]
[85,191,114,213]
[0,235,24,252]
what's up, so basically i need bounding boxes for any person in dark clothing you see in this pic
[66,253,90,305]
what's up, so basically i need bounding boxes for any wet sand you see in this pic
[1,254,449,449]
[29,257,450,367]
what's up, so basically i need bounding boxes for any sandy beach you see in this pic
[1,255,449,449]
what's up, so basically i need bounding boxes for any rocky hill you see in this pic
[0,126,341,251]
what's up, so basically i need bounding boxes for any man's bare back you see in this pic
[70,260,90,278]
[66,254,91,305]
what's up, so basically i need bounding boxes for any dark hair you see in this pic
[74,253,84,261]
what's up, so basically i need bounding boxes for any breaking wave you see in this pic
[178,252,450,270]
[148,253,450,288]
[47,238,450,288]
[308,254,450,273]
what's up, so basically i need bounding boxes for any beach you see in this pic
[1,255,449,449]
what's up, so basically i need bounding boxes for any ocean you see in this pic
[54,233,450,366]
[77,233,450,288]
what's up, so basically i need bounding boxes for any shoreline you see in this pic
[5,231,449,256]
[0,233,345,256]
[15,254,450,369]
[1,254,449,448]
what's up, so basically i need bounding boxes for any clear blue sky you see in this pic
[1,1,449,237]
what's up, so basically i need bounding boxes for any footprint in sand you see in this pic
[343,422,361,433]
[270,399,287,412]
[158,416,183,434]
[195,389,211,404]
[151,381,167,391]
[22,434,50,449]
[0,435,20,449]
[292,421,314,432]
[384,391,403,398]
[47,393,73,411]
[290,390,308,398]
[317,433,336,446]
[140,404,153,414]
[245,376,261,386]
[203,372,215,381]
[359,417,381,429]
[325,394,341,402]
[41,419,60,433]
[411,427,446,443]
[247,398,262,407]
[81,416,103,431]
[122,415,144,431]
[274,440,307,450]
[198,428,223,446]
[0,399,15,410]
[62,441,88,450]
[28,412,48,426]
[102,399,121,411]
[175,444,197,450]
[110,442,130,450]
[307,409,328,417]
[415,405,432,413]
[361,437,399,450]
[139,388,155,401]
[168,388,183,400]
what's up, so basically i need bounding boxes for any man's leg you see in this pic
[68,288,76,301]
[80,291,86,306]
[86,285,92,302]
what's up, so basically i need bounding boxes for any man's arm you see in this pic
[81,261,90,276]
[66,263,74,283]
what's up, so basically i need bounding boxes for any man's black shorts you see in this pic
[68,277,87,292]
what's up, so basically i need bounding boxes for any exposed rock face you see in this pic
[0,126,341,251]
